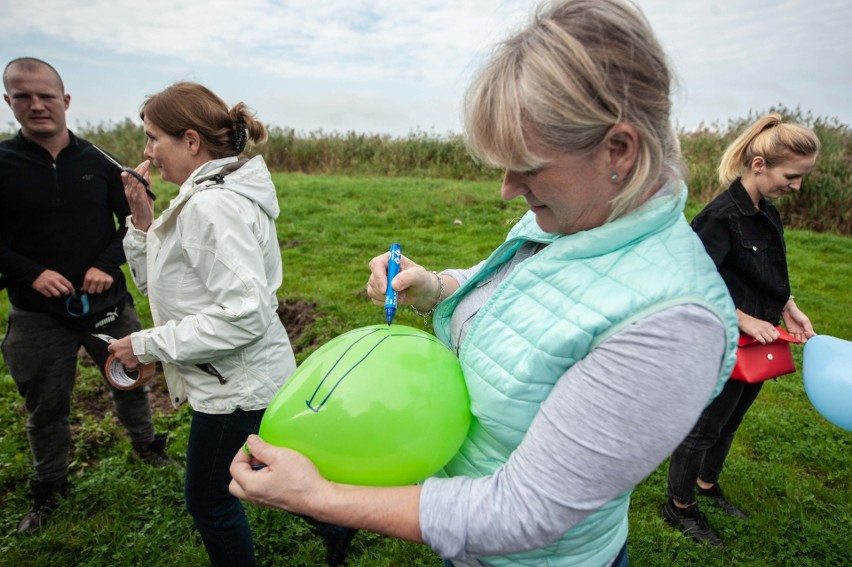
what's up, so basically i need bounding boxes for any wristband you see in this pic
[412,271,445,320]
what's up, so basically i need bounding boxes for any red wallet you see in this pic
[730,326,801,383]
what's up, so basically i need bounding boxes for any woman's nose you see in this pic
[501,170,527,200]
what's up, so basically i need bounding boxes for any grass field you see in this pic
[1,173,850,566]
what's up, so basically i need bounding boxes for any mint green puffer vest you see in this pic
[432,182,738,566]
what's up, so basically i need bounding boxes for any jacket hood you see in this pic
[187,155,280,219]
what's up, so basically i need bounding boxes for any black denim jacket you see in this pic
[691,179,790,323]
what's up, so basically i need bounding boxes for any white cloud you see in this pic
[2,0,850,135]
[639,0,852,128]
[1,0,531,83]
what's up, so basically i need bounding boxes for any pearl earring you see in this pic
[610,172,619,182]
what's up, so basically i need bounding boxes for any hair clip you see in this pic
[229,122,248,153]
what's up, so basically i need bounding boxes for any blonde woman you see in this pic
[230,2,742,566]
[663,113,819,546]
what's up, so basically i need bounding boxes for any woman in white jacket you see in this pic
[106,82,295,567]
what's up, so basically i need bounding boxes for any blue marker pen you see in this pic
[385,243,402,325]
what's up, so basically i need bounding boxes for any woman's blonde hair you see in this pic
[140,82,267,159]
[464,0,682,219]
[718,113,821,186]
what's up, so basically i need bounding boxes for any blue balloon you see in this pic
[803,335,852,431]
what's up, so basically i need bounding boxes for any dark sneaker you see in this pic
[321,527,358,566]
[697,484,747,520]
[132,432,176,466]
[661,499,722,547]
[18,478,69,534]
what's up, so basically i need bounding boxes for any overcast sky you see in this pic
[2,0,850,137]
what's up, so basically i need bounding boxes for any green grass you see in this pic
[1,173,850,566]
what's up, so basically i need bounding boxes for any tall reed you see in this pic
[2,106,848,233]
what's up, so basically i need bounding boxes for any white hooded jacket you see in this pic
[123,155,296,412]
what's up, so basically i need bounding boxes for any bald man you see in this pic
[1,57,169,534]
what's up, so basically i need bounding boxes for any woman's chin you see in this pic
[531,209,558,233]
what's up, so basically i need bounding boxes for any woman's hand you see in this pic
[782,299,816,343]
[366,252,445,313]
[123,160,154,232]
[230,435,424,540]
[229,435,327,514]
[107,336,140,370]
[736,310,780,344]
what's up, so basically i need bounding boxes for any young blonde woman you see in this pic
[662,113,819,546]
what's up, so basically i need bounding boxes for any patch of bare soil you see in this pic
[277,298,320,351]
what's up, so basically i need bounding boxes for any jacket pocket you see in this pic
[739,238,770,255]
[195,362,227,384]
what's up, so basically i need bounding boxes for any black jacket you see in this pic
[691,179,790,324]
[0,130,131,326]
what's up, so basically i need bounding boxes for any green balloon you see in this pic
[259,324,471,486]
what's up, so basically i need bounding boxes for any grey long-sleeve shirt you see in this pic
[419,245,727,565]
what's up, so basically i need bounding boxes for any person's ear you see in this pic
[605,123,638,182]
[751,156,765,175]
[63,93,70,111]
[184,129,201,155]
[3,94,10,109]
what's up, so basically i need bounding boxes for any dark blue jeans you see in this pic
[186,409,349,566]
[441,540,628,566]
[667,377,764,505]
[612,540,628,567]
[2,304,155,485]
[186,409,264,567]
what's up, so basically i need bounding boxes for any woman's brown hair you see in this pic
[140,81,267,159]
